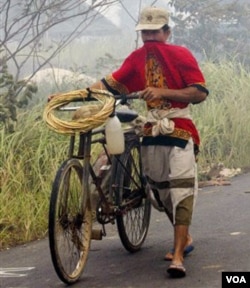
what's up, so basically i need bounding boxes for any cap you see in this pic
[135,7,169,31]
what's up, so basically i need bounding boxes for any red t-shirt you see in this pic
[102,41,208,147]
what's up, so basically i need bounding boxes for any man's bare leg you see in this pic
[164,224,193,261]
[164,196,194,261]
[172,225,189,264]
[167,225,188,277]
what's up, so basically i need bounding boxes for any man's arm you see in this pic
[89,80,108,90]
[139,86,208,104]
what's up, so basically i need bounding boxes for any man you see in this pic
[91,6,209,278]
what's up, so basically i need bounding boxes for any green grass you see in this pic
[1,60,250,249]
[0,105,69,249]
[192,61,250,169]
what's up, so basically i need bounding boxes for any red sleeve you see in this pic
[175,47,207,88]
[103,50,146,94]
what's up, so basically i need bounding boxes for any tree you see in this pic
[169,0,250,64]
[0,0,119,132]
[0,0,119,80]
[0,51,37,133]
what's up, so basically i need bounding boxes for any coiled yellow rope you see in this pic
[43,89,115,134]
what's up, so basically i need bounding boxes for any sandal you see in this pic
[167,263,186,278]
[164,244,194,261]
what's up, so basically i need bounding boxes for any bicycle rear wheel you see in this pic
[114,134,151,252]
[48,158,92,284]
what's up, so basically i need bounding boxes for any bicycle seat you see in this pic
[116,109,138,123]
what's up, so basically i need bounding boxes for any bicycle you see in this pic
[44,89,151,284]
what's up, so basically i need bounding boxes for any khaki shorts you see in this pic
[151,190,194,225]
[141,139,198,225]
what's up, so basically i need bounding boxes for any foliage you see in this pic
[192,60,250,169]
[169,0,250,65]
[0,105,68,249]
[0,50,37,133]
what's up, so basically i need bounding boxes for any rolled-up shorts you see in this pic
[141,139,198,225]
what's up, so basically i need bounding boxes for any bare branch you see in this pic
[1,0,119,77]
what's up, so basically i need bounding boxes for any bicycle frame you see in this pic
[66,124,141,226]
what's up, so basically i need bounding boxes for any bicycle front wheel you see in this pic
[48,158,92,284]
[114,135,151,252]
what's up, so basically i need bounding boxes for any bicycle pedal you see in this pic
[91,228,103,240]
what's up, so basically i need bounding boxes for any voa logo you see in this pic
[222,272,249,287]
[226,276,246,284]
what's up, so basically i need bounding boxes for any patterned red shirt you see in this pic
[102,41,208,147]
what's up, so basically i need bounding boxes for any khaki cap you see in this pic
[135,7,169,31]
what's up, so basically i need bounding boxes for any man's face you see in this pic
[141,29,170,43]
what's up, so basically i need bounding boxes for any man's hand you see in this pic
[139,87,165,101]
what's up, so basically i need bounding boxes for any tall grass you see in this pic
[0,105,69,249]
[192,61,250,169]
[1,60,250,249]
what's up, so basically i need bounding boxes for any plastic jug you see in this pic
[105,115,125,154]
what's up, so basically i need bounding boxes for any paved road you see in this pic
[1,173,250,288]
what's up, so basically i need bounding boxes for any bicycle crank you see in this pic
[96,200,116,224]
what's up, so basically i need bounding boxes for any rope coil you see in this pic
[43,89,115,134]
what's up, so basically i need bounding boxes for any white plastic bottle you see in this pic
[105,115,125,154]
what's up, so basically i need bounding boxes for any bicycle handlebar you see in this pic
[82,89,141,104]
[58,90,141,112]
[114,92,141,103]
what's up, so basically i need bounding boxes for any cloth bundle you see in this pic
[131,106,192,136]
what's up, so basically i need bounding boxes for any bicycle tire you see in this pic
[48,158,92,284]
[114,134,151,252]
